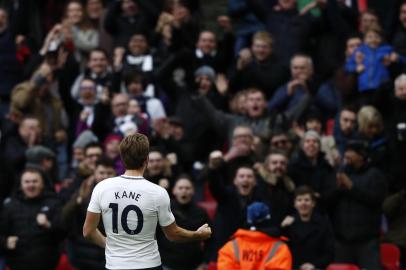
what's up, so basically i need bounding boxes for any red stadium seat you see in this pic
[203,181,216,202]
[326,118,335,135]
[197,201,217,220]
[326,263,360,270]
[381,243,401,270]
[56,253,74,270]
[207,261,217,270]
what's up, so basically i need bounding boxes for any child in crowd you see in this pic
[345,25,402,95]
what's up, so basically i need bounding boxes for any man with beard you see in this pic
[333,106,358,157]
[255,151,295,226]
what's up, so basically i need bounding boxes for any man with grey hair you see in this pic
[268,54,317,121]
[395,74,406,100]
[214,125,258,182]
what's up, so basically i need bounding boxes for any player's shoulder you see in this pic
[142,178,167,193]
[93,176,121,190]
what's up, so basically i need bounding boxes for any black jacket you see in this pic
[329,165,387,242]
[286,212,335,269]
[156,33,234,88]
[158,200,209,269]
[247,0,316,66]
[288,151,336,208]
[387,97,406,191]
[229,56,289,98]
[0,191,64,270]
[104,1,153,47]
[256,176,294,227]
[61,187,105,270]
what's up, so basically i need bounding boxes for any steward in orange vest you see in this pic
[218,202,292,270]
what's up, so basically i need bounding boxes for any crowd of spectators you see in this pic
[0,0,406,269]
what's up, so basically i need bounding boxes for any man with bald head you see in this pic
[268,54,317,121]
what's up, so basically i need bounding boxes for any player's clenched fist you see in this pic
[196,223,212,240]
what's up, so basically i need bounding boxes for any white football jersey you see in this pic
[87,175,175,269]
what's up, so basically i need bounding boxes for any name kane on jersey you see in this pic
[114,191,142,201]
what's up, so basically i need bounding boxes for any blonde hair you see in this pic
[357,106,383,135]
[252,31,273,46]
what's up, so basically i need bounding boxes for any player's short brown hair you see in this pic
[119,133,150,170]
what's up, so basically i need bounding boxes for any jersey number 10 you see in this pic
[109,203,144,235]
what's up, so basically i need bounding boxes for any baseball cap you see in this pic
[247,202,271,225]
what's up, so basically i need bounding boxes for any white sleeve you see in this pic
[70,74,83,100]
[156,189,175,227]
[87,184,102,213]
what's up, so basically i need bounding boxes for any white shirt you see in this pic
[88,175,175,269]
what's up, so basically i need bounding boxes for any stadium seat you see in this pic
[203,181,216,202]
[326,263,360,270]
[381,243,401,270]
[56,253,74,270]
[207,261,217,270]
[197,201,217,220]
[326,118,335,135]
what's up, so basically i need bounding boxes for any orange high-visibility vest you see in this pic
[218,229,292,270]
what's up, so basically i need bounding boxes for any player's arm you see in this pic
[161,221,211,243]
[83,211,106,248]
